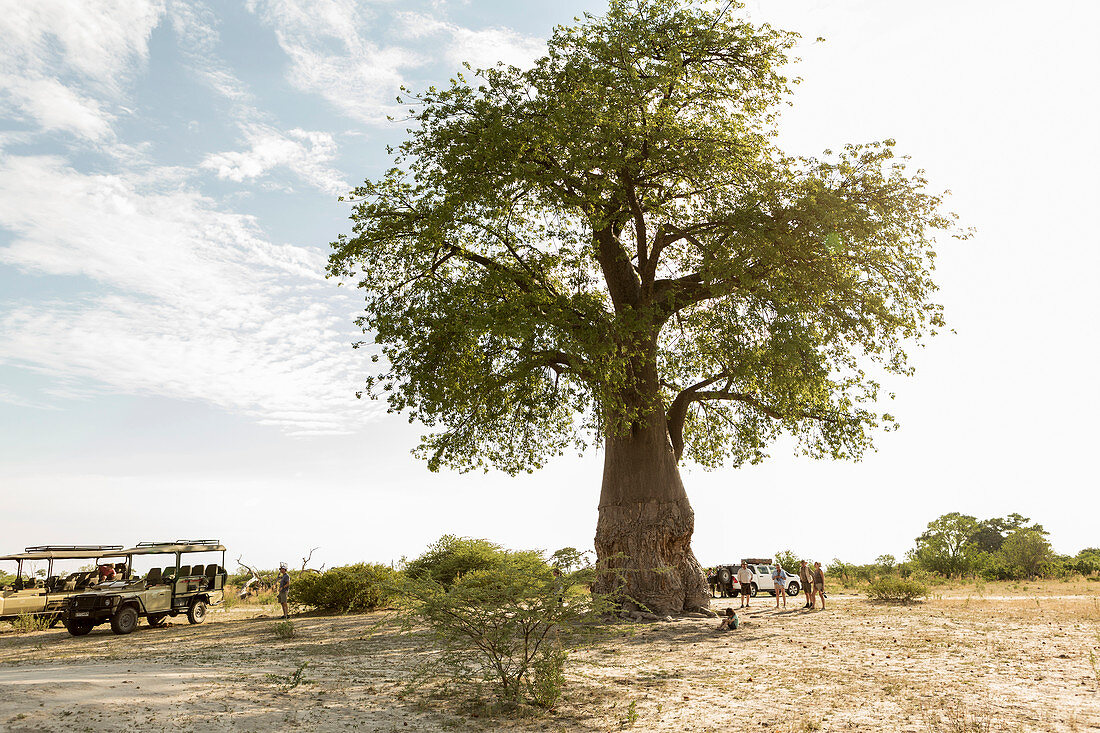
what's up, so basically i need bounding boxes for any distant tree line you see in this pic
[828,512,1098,582]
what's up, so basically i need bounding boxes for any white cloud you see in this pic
[0,76,113,141]
[167,0,254,105]
[248,0,422,124]
[247,1,542,124]
[397,13,545,70]
[0,0,164,142]
[0,154,378,435]
[202,125,348,196]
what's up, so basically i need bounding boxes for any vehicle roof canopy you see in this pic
[0,545,128,561]
[120,540,226,555]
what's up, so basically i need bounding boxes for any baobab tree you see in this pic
[329,0,960,614]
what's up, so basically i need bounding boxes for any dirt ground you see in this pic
[2,584,1099,732]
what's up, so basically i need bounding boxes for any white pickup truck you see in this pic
[712,560,801,597]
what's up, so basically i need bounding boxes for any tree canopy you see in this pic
[329,0,960,475]
[912,511,1049,577]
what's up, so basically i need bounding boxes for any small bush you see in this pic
[273,620,295,638]
[866,577,928,604]
[8,614,54,633]
[398,543,612,709]
[290,563,400,613]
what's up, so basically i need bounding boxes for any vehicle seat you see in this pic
[162,566,176,581]
[145,567,162,586]
[177,565,191,578]
[191,564,206,578]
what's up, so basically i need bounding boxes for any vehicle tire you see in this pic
[717,567,732,586]
[147,613,169,628]
[65,621,93,636]
[749,583,758,597]
[787,582,800,597]
[110,606,139,635]
[187,599,207,625]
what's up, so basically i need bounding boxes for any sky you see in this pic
[1,0,1097,572]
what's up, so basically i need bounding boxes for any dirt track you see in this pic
[2,590,1099,732]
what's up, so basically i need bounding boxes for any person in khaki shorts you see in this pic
[277,564,290,619]
[737,562,753,608]
[812,562,826,610]
[799,560,814,609]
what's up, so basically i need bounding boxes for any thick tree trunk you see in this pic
[593,409,711,615]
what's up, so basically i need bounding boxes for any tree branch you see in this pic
[653,273,744,321]
[595,225,640,310]
[666,373,729,461]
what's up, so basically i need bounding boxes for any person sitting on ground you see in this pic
[717,607,740,631]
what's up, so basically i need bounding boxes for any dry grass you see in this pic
[5,613,54,634]
[0,583,1097,731]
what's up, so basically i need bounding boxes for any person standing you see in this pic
[799,560,814,609]
[737,562,753,608]
[277,564,290,619]
[813,562,826,610]
[772,564,789,609]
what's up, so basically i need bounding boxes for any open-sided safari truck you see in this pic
[61,540,228,636]
[0,545,128,624]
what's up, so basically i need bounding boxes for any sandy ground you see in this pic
[1,586,1099,732]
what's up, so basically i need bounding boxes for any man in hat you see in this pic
[277,564,290,619]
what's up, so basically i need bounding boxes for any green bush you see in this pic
[866,576,927,604]
[774,550,807,575]
[403,535,539,588]
[397,544,611,709]
[290,563,400,613]
[979,556,1014,581]
[273,620,295,638]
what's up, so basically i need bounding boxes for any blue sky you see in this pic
[2,0,1098,570]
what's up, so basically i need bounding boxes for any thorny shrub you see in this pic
[397,542,615,709]
[291,563,400,613]
[866,576,928,604]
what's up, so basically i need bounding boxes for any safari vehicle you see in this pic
[0,545,128,623]
[61,540,228,636]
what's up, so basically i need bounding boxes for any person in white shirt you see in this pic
[737,563,753,608]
